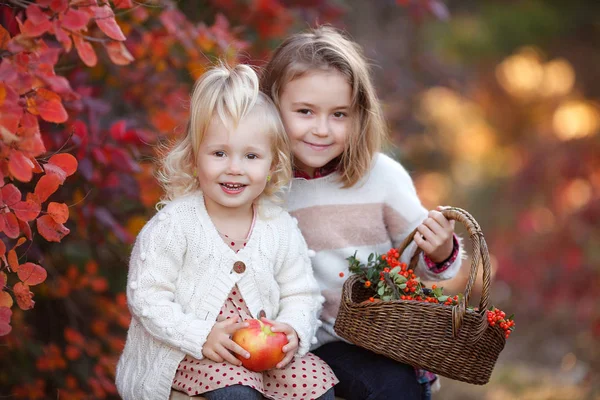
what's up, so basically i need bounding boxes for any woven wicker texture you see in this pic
[333,207,505,385]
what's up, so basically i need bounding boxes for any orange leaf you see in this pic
[60,8,90,31]
[73,35,97,67]
[48,153,78,177]
[93,5,126,41]
[7,250,19,272]
[35,88,68,123]
[48,202,69,224]
[1,184,22,206]
[34,174,61,202]
[1,213,20,239]
[13,282,34,310]
[65,345,81,360]
[0,307,12,336]
[64,327,85,346]
[8,150,34,182]
[14,237,27,248]
[0,272,6,287]
[17,262,47,286]
[18,219,32,241]
[0,83,23,134]
[14,193,41,222]
[37,214,70,242]
[0,292,12,308]
[0,25,9,50]
[105,41,134,65]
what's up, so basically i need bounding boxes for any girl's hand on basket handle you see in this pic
[414,207,455,263]
[202,318,250,366]
[261,317,298,368]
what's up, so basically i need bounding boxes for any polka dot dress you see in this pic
[171,231,338,400]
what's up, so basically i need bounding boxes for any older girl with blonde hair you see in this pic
[116,63,337,400]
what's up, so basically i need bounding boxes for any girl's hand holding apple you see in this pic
[202,318,250,366]
[260,318,299,369]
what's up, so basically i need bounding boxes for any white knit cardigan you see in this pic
[115,192,322,400]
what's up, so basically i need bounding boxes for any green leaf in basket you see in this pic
[378,286,385,296]
[390,266,401,275]
[432,287,443,297]
[399,283,407,290]
[508,314,515,320]
[394,275,407,284]
[368,253,373,262]
[381,295,392,301]
[438,295,449,302]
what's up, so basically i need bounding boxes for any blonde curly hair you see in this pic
[157,63,292,203]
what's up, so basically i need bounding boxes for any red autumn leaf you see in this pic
[26,4,50,25]
[37,214,70,242]
[60,8,90,31]
[0,83,23,134]
[35,88,68,123]
[13,282,34,310]
[52,20,72,52]
[1,213,19,239]
[48,202,69,224]
[93,5,126,41]
[7,250,19,272]
[14,193,41,222]
[73,35,97,67]
[1,184,22,206]
[0,25,9,50]
[114,0,134,9]
[0,272,6,287]
[0,307,12,336]
[17,262,47,286]
[34,174,61,202]
[17,10,52,38]
[18,219,32,241]
[0,292,12,308]
[8,149,34,182]
[50,0,68,13]
[105,41,134,65]
[110,120,126,140]
[48,153,78,177]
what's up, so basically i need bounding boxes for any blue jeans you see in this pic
[203,384,336,400]
[312,341,430,400]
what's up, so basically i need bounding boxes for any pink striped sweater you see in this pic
[285,153,464,349]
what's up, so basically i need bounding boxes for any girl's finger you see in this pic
[413,231,432,253]
[417,224,437,244]
[276,352,294,369]
[225,321,249,334]
[225,339,250,359]
[428,210,451,229]
[282,336,297,352]
[204,349,223,364]
[423,217,445,237]
[216,346,241,366]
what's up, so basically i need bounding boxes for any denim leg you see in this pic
[203,384,263,400]
[317,387,336,400]
[312,341,421,400]
[421,382,432,400]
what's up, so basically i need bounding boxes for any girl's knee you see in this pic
[204,384,263,400]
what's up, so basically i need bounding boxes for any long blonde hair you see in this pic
[261,26,387,187]
[158,63,292,202]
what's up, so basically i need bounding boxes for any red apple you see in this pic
[231,319,287,372]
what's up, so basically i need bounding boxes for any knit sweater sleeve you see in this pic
[378,154,463,281]
[273,214,322,357]
[126,210,212,360]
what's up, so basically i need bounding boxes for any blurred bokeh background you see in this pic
[0,0,598,399]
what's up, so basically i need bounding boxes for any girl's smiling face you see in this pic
[278,69,352,177]
[196,111,273,216]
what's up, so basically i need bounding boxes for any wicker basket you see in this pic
[333,207,506,385]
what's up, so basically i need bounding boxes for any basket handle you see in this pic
[396,207,491,339]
